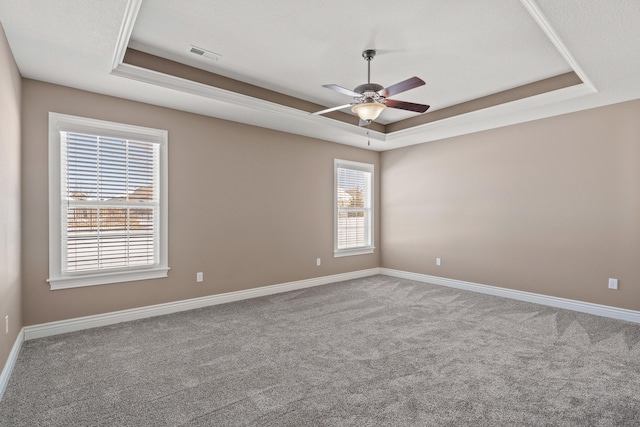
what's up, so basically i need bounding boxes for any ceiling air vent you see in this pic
[189,45,221,62]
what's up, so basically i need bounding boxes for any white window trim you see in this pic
[48,112,169,290]
[334,159,375,257]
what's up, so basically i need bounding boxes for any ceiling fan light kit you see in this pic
[351,102,386,122]
[312,49,430,126]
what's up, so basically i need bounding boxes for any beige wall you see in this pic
[12,52,640,340]
[21,80,380,326]
[381,99,640,310]
[0,23,22,373]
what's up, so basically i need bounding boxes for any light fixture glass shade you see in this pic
[352,102,386,122]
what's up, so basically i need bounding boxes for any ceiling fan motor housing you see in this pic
[354,83,385,105]
[362,49,376,61]
[354,83,384,95]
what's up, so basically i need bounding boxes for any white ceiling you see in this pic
[1,0,640,151]
[129,0,570,122]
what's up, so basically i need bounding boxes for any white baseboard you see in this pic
[22,267,640,342]
[0,328,24,401]
[24,268,381,340]
[19,264,640,338]
[6,267,640,402]
[381,268,640,324]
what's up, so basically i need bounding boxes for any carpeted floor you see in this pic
[1,275,640,426]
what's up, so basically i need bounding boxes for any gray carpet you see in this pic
[2,275,640,426]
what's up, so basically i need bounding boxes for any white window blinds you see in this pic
[61,132,160,272]
[49,113,168,290]
[335,160,374,255]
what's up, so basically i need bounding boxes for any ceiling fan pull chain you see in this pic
[367,130,370,146]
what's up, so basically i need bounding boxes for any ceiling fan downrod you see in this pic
[362,49,376,84]
[354,50,384,96]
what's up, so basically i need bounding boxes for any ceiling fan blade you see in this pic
[359,119,371,127]
[378,76,425,98]
[385,99,430,113]
[323,84,362,98]
[311,103,354,116]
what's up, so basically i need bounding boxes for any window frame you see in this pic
[334,159,375,257]
[48,112,169,290]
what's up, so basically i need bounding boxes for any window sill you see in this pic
[334,247,375,258]
[47,267,169,290]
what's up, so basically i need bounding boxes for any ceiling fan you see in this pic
[312,49,430,126]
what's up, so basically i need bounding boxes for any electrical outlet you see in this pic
[608,278,618,290]
[197,272,203,283]
[436,257,442,266]
[5,315,8,334]
[316,258,321,266]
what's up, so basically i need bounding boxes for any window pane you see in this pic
[67,206,98,233]
[64,206,157,272]
[337,210,368,249]
[336,162,373,251]
[62,131,159,273]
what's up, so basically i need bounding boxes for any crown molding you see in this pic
[520,0,597,92]
[110,0,143,72]
[107,0,599,151]
[385,82,597,148]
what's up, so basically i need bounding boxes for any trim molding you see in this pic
[111,63,386,142]
[24,268,380,340]
[520,0,597,92]
[0,328,24,401]
[381,268,640,324]
[6,268,639,401]
[110,0,142,71]
[22,267,640,341]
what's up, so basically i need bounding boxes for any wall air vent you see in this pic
[189,45,221,62]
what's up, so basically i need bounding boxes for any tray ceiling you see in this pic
[1,0,640,150]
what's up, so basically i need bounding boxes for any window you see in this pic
[334,159,374,257]
[48,113,168,289]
